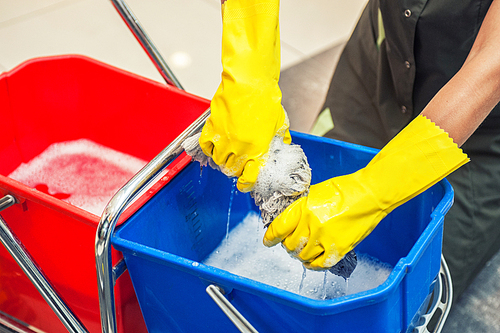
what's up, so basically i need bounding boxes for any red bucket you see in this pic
[0,55,209,332]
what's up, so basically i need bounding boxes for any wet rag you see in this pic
[182,134,357,279]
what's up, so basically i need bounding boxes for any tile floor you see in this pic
[2,1,500,332]
[0,0,366,107]
[442,249,500,333]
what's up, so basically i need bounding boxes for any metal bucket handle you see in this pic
[206,285,259,333]
[110,0,183,90]
[206,257,453,333]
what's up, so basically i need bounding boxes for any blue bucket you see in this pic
[112,131,453,333]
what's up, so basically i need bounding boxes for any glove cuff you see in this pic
[361,115,469,213]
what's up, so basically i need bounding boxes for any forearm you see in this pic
[421,0,500,147]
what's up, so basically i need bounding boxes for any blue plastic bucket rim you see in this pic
[112,131,453,316]
[113,176,450,316]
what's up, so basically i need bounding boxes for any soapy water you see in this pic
[8,139,147,216]
[203,211,393,300]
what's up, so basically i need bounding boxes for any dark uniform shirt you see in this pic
[323,0,495,148]
[322,0,500,301]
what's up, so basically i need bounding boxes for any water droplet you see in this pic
[298,266,307,294]
[225,178,237,244]
[322,271,328,300]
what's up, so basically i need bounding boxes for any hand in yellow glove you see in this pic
[199,0,291,193]
[264,115,469,270]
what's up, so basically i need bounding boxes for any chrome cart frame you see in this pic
[0,1,452,333]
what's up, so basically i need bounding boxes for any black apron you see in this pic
[322,0,500,301]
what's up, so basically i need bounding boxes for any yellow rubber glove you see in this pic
[264,115,469,270]
[199,0,291,193]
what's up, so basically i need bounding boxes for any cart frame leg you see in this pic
[0,195,88,333]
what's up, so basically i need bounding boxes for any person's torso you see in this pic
[378,0,494,116]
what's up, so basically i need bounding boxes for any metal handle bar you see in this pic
[206,285,259,333]
[0,195,88,333]
[95,1,213,332]
[95,109,210,333]
[414,255,453,333]
[207,256,451,333]
[110,0,184,89]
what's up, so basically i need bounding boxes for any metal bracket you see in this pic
[0,195,16,212]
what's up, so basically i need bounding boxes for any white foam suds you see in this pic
[253,137,310,199]
[203,212,393,300]
[8,139,148,216]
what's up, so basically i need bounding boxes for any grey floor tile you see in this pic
[280,43,344,133]
[442,250,500,332]
[0,0,69,24]
[280,0,367,57]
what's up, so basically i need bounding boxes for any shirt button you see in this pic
[405,60,411,69]
[401,105,408,114]
[404,9,412,17]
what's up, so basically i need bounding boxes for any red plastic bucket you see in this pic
[0,55,209,332]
